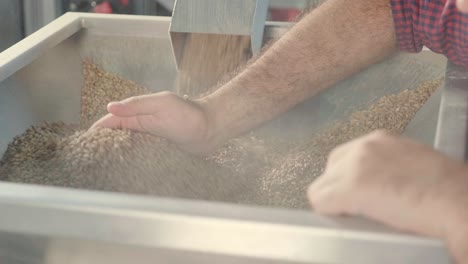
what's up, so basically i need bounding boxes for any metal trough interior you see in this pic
[0,13,452,264]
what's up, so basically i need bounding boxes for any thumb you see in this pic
[108,92,176,117]
[457,0,468,13]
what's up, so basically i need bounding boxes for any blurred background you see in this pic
[0,0,322,53]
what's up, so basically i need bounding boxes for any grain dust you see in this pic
[0,57,442,209]
[174,33,269,195]
[257,79,443,209]
[175,34,252,98]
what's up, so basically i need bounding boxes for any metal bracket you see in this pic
[435,62,468,161]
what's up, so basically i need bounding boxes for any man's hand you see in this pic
[90,92,216,154]
[309,130,468,263]
[457,0,468,13]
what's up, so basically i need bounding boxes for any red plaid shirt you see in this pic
[392,0,468,67]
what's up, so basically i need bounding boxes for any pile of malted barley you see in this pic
[0,57,442,208]
[0,122,250,202]
[256,79,443,209]
[0,61,259,204]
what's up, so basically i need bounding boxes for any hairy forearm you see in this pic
[200,0,397,145]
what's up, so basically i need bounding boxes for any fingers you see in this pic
[90,113,147,132]
[326,140,351,164]
[448,229,468,264]
[308,139,350,214]
[308,131,390,215]
[457,0,468,13]
[90,114,120,129]
[308,177,341,214]
[108,91,177,117]
[309,182,359,215]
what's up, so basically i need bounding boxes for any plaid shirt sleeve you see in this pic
[391,0,468,67]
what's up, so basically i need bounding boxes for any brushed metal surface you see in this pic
[0,183,452,264]
[23,0,62,36]
[170,0,269,35]
[402,87,442,145]
[435,62,468,161]
[0,0,23,52]
[402,51,447,145]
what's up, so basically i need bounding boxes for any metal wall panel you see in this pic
[0,0,23,52]
[23,0,62,36]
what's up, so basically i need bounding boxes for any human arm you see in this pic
[308,131,468,263]
[198,0,397,149]
[92,0,398,153]
[307,1,468,261]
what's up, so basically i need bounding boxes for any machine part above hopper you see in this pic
[169,0,269,70]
